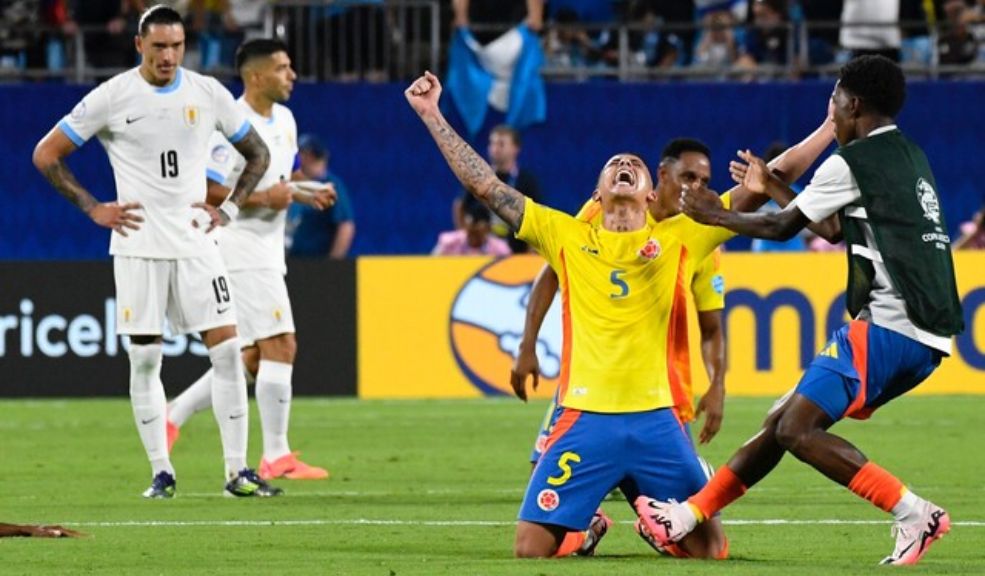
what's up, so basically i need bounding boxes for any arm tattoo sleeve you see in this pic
[423,113,526,229]
[228,127,271,208]
[41,159,99,213]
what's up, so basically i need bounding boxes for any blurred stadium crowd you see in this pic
[1,0,983,82]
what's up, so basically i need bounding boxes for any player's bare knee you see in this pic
[513,523,557,558]
[258,333,296,364]
[240,346,260,377]
[201,325,237,349]
[513,539,553,558]
[774,412,811,453]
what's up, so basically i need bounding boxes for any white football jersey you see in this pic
[207,99,298,274]
[58,67,250,259]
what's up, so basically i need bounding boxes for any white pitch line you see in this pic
[180,488,525,498]
[63,519,985,528]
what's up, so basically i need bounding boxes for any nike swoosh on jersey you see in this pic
[125,115,146,124]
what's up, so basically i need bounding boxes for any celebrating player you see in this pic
[638,55,962,566]
[166,39,334,481]
[32,5,280,498]
[513,120,836,556]
[406,70,758,558]
[514,139,729,452]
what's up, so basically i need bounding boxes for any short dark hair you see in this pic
[838,55,906,118]
[661,138,711,163]
[464,199,492,224]
[763,141,787,163]
[139,5,184,37]
[235,38,290,73]
[298,134,329,161]
[491,124,522,148]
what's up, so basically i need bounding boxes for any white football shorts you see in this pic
[227,268,295,347]
[114,251,238,335]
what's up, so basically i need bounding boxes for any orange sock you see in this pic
[553,531,587,557]
[848,461,905,512]
[688,466,747,520]
[661,537,729,559]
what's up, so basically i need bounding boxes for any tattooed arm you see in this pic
[227,126,271,209]
[405,71,526,229]
[33,125,143,236]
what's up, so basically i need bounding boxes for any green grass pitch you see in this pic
[0,395,982,575]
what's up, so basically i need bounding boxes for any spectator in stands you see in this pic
[840,0,902,61]
[322,0,387,82]
[452,125,541,253]
[190,0,239,71]
[938,0,978,65]
[286,136,356,260]
[625,0,685,69]
[954,207,985,249]
[695,9,739,69]
[972,0,985,60]
[544,8,597,72]
[62,0,144,73]
[453,0,543,43]
[1,0,40,70]
[736,0,791,70]
[798,0,842,66]
[433,197,512,256]
[447,0,546,135]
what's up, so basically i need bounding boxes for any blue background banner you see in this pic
[3,80,983,258]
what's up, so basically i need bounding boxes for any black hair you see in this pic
[138,5,184,37]
[235,38,290,72]
[490,124,522,148]
[838,55,906,118]
[763,141,787,163]
[464,199,492,224]
[661,138,711,163]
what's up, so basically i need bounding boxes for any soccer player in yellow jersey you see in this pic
[405,71,834,560]
[516,140,728,468]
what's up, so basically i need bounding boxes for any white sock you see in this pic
[168,368,214,427]
[129,343,174,477]
[891,489,923,523]
[209,339,248,478]
[256,360,293,461]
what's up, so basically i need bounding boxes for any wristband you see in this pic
[218,199,239,222]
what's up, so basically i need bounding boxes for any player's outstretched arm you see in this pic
[695,309,725,444]
[681,152,811,241]
[33,126,144,236]
[405,71,526,230]
[730,151,842,242]
[0,523,83,538]
[729,109,835,213]
[510,264,559,401]
[767,103,836,185]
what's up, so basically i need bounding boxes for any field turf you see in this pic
[1,396,982,575]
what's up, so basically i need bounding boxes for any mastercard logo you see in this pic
[449,255,562,397]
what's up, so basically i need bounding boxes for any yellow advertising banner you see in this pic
[358,253,985,399]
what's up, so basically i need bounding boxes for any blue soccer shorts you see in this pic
[518,407,710,530]
[796,320,943,421]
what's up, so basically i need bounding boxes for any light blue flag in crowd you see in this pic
[446,24,546,137]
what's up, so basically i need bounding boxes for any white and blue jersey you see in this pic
[57,67,250,260]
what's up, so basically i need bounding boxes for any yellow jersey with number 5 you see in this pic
[517,196,733,414]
